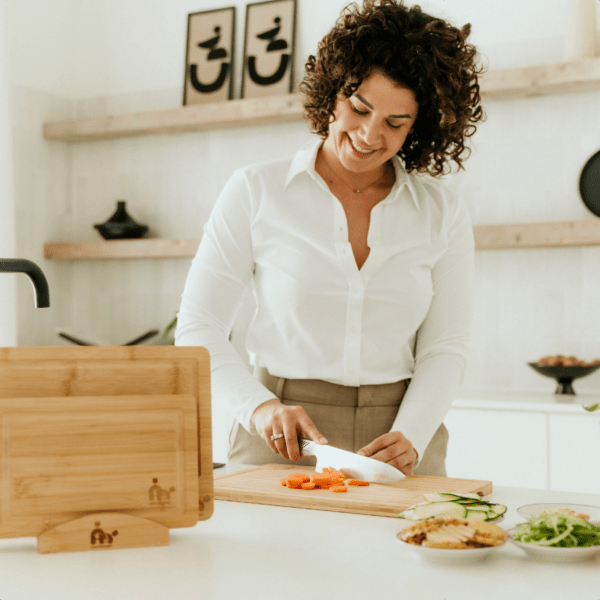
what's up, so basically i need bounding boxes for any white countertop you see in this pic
[455,388,600,414]
[1,464,599,600]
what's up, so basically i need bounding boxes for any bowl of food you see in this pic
[508,509,600,562]
[528,355,600,394]
[397,516,508,564]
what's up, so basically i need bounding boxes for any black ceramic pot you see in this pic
[94,201,148,240]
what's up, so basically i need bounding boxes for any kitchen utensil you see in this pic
[300,438,404,483]
[527,362,600,394]
[214,464,493,518]
[517,503,600,521]
[579,149,600,217]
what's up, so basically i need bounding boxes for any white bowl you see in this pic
[396,532,505,564]
[507,525,600,562]
[516,503,600,521]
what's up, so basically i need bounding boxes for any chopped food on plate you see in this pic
[398,492,507,522]
[512,513,600,547]
[400,516,508,549]
[535,507,590,521]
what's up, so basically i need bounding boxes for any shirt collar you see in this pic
[285,137,421,211]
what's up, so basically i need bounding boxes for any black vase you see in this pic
[94,201,148,240]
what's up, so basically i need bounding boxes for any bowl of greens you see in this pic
[508,512,600,562]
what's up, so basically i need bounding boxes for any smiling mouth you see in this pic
[350,137,377,157]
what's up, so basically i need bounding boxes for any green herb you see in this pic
[512,513,600,547]
[582,402,599,412]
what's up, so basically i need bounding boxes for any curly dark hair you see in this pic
[299,0,485,176]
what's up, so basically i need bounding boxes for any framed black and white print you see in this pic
[241,0,296,99]
[183,7,236,105]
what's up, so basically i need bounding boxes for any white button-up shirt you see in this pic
[176,139,474,460]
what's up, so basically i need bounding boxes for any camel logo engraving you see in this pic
[149,478,175,507]
[90,522,119,547]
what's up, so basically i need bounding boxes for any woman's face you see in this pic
[324,70,419,174]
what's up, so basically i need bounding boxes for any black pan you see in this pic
[580,149,600,217]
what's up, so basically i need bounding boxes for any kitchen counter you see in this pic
[455,388,600,414]
[0,464,599,600]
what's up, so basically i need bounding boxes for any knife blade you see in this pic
[299,438,404,484]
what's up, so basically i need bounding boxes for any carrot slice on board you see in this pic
[330,485,347,493]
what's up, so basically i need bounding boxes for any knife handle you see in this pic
[298,436,313,456]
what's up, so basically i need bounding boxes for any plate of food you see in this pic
[508,511,600,562]
[397,492,506,523]
[397,516,508,564]
[517,503,600,521]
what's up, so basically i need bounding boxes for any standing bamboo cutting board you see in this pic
[0,346,214,522]
[215,464,493,518]
[0,394,199,539]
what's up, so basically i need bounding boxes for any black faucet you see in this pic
[0,259,50,308]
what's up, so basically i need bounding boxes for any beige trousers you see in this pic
[228,368,449,477]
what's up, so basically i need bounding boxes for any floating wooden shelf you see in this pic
[44,219,600,260]
[43,94,304,143]
[42,58,600,143]
[44,238,201,260]
[473,219,600,250]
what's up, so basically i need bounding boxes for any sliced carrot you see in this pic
[281,478,288,486]
[301,482,316,490]
[330,485,347,493]
[348,479,369,486]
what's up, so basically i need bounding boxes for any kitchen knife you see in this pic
[299,438,404,484]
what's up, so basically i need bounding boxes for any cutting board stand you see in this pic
[38,512,170,554]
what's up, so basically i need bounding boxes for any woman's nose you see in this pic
[358,116,382,145]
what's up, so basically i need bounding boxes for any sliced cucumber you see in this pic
[461,502,496,511]
[465,509,490,520]
[397,491,507,522]
[413,501,467,520]
[421,492,463,502]
[488,504,507,516]
[398,508,419,520]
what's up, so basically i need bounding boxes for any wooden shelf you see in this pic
[43,94,304,143]
[473,219,600,250]
[44,238,200,260]
[44,220,600,260]
[42,58,600,143]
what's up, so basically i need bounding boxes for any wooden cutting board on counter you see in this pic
[0,345,214,521]
[214,464,493,518]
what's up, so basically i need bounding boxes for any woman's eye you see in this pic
[387,121,402,130]
[350,103,368,115]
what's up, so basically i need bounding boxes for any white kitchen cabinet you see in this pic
[548,413,600,494]
[444,407,548,489]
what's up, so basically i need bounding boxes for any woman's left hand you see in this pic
[356,431,418,476]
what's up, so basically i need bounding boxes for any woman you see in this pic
[176,0,484,477]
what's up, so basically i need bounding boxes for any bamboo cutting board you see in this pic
[0,345,213,520]
[214,464,493,518]
[0,394,199,539]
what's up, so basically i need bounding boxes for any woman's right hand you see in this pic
[251,399,328,461]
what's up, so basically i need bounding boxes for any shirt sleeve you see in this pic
[175,168,276,435]
[388,192,475,463]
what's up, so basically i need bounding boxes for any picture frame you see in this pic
[241,0,297,99]
[183,7,236,105]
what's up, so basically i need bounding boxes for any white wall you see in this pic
[4,0,600,460]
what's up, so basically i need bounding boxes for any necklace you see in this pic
[322,158,391,194]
